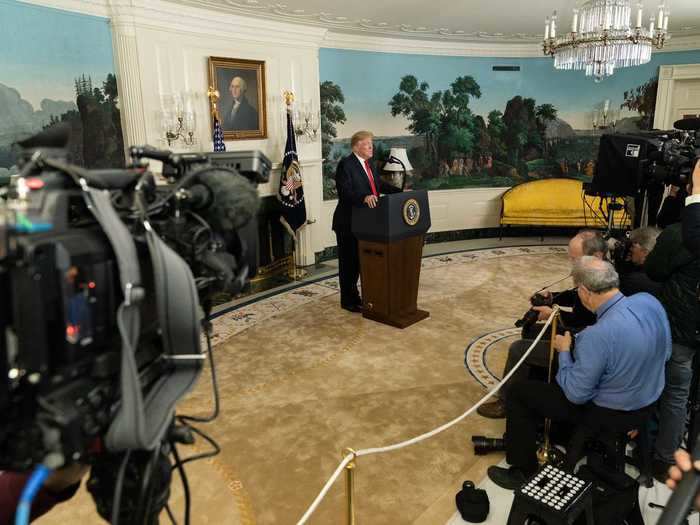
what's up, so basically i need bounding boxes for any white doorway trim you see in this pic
[654,63,700,129]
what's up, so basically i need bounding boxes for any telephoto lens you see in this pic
[471,435,506,455]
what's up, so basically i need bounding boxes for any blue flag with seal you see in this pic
[278,108,306,233]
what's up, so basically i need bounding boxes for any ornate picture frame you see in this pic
[208,56,267,140]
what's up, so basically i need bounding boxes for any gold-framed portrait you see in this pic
[208,56,267,140]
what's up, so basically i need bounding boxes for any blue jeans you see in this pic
[654,342,695,464]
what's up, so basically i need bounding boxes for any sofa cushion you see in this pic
[501,178,629,228]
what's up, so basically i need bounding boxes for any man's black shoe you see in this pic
[487,465,528,491]
[342,304,363,313]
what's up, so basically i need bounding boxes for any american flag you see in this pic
[212,117,226,151]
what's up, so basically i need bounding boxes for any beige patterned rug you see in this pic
[37,245,571,525]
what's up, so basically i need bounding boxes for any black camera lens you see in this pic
[515,309,539,329]
[530,293,549,307]
[472,435,506,455]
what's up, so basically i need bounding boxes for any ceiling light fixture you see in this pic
[543,0,670,82]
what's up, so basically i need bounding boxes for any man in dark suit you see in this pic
[332,131,401,312]
[223,76,258,131]
[682,160,700,254]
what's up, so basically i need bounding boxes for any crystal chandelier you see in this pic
[543,0,670,82]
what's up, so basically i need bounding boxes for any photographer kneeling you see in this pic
[477,231,604,419]
[487,257,671,489]
[616,227,662,297]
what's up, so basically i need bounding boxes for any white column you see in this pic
[297,160,323,266]
[109,6,147,157]
[296,53,323,267]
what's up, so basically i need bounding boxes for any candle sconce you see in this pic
[592,100,618,131]
[291,100,320,143]
[158,93,198,148]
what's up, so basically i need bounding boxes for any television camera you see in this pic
[590,117,700,198]
[586,117,700,231]
[0,123,268,523]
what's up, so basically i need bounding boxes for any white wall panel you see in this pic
[319,187,508,253]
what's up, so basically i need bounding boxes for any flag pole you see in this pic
[207,86,220,122]
[283,90,307,282]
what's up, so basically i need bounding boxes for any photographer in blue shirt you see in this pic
[489,256,671,489]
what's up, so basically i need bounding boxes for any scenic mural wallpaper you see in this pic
[0,0,123,178]
[320,48,700,200]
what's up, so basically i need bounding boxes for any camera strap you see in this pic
[79,184,202,451]
[76,185,154,450]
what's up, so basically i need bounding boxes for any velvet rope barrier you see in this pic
[296,307,560,525]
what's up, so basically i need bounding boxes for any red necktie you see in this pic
[364,160,378,197]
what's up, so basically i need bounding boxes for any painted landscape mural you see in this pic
[320,48,700,200]
[0,0,123,179]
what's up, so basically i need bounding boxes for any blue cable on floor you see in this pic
[14,465,52,525]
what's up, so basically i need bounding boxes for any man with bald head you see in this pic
[478,230,606,419]
[488,257,670,489]
[223,76,258,131]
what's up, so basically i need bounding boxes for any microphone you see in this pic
[190,168,259,232]
[181,184,212,209]
[129,145,174,164]
[674,117,700,131]
[17,122,71,149]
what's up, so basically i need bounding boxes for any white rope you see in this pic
[296,308,559,525]
[296,454,354,524]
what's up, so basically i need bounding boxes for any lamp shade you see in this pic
[384,147,413,172]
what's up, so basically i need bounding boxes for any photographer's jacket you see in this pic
[683,200,700,255]
[645,222,700,346]
[552,288,597,332]
[556,292,671,410]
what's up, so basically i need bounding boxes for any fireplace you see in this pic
[249,195,295,291]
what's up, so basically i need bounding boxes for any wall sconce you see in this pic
[158,93,198,148]
[291,101,320,143]
[592,99,618,131]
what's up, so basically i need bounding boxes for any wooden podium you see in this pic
[351,190,431,328]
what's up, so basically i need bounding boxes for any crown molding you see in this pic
[164,0,545,43]
[19,0,111,17]
[20,0,700,56]
[323,29,700,58]
[654,34,700,53]
[21,0,329,46]
[322,31,544,57]
[157,0,700,47]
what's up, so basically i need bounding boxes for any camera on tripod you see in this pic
[646,120,700,189]
[0,123,269,523]
[588,118,700,203]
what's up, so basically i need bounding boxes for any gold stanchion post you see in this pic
[536,307,564,466]
[343,448,357,525]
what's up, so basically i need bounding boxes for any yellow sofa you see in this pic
[500,178,630,229]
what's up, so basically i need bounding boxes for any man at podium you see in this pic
[332,131,401,312]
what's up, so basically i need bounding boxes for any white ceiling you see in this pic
[170,0,700,42]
